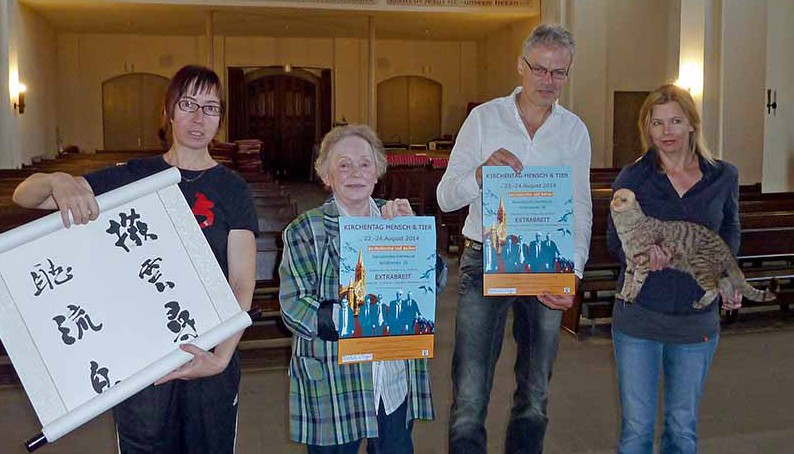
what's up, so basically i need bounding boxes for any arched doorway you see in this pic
[102,73,169,151]
[228,67,331,181]
[377,76,442,146]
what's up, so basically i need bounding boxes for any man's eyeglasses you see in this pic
[177,99,223,116]
[522,57,569,81]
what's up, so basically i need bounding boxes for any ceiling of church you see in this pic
[21,1,538,40]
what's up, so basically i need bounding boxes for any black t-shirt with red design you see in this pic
[84,155,258,278]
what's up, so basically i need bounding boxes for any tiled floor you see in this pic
[2,182,793,453]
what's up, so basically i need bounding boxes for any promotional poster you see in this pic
[337,216,436,364]
[481,165,575,296]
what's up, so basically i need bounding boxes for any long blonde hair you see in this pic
[637,84,716,166]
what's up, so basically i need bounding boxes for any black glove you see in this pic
[317,299,339,342]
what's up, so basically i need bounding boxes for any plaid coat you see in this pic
[278,197,434,446]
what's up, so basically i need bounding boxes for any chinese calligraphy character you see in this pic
[53,304,103,345]
[30,258,74,297]
[164,301,198,342]
[89,360,118,394]
[106,208,158,252]
[139,257,175,292]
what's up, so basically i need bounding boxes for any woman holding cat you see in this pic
[606,84,743,453]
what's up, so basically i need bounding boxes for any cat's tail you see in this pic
[725,261,777,302]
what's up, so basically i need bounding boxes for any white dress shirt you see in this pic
[372,359,408,415]
[436,86,592,278]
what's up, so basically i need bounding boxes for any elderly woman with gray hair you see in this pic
[278,124,434,453]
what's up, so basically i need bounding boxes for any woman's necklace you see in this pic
[181,169,208,183]
[663,153,701,197]
[164,151,215,183]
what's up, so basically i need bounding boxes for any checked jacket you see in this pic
[278,196,434,446]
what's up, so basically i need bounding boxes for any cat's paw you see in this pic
[618,288,637,303]
[692,291,717,309]
[623,280,642,302]
[617,285,634,303]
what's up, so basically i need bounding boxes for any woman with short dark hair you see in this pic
[13,64,257,454]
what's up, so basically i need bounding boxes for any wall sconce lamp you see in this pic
[13,83,27,114]
[675,61,703,97]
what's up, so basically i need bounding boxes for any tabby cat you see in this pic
[609,188,775,309]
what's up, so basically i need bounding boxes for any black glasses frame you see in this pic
[176,99,224,117]
[522,57,569,81]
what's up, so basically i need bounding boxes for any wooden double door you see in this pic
[102,73,169,151]
[377,76,441,146]
[229,68,332,181]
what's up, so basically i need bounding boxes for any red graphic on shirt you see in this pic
[192,192,215,229]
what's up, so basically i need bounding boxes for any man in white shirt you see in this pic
[437,24,592,454]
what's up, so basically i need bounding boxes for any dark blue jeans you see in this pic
[613,329,719,454]
[448,245,563,454]
[307,399,414,454]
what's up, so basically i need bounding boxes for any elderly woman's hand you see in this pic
[382,198,414,219]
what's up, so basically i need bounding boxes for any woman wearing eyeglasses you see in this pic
[13,65,257,454]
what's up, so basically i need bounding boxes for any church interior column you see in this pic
[367,15,375,127]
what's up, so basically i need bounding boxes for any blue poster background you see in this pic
[481,166,574,275]
[338,216,436,339]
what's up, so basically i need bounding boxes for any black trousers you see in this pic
[114,352,241,454]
